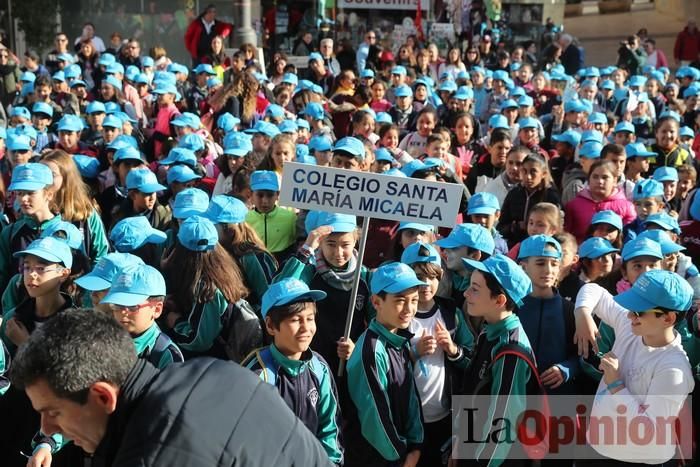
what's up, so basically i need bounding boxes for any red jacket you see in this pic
[564,187,637,243]
[184,18,233,60]
[674,27,700,62]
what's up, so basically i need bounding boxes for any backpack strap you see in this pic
[254,348,279,385]
[152,332,184,364]
[492,343,544,389]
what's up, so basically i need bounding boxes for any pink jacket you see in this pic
[565,188,637,243]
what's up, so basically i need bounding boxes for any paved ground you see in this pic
[563,0,686,68]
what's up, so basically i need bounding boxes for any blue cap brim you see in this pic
[434,237,463,249]
[9,181,45,191]
[224,149,248,156]
[614,288,656,313]
[173,207,207,219]
[13,246,66,265]
[169,173,201,184]
[74,275,111,291]
[133,183,166,193]
[380,277,427,294]
[251,183,279,192]
[328,221,356,233]
[467,207,498,216]
[101,291,150,307]
[146,230,168,244]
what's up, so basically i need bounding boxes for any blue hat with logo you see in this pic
[57,114,83,132]
[579,141,603,159]
[102,115,123,129]
[101,264,166,307]
[265,104,286,120]
[628,75,647,88]
[114,146,145,164]
[463,254,532,307]
[104,102,120,115]
[578,237,619,259]
[261,278,327,318]
[282,73,298,85]
[614,121,635,134]
[614,269,693,312]
[625,142,656,158]
[85,101,106,115]
[106,62,125,75]
[110,216,167,252]
[332,136,366,159]
[500,99,518,110]
[371,261,426,295]
[397,222,434,233]
[308,135,333,152]
[314,212,356,233]
[217,113,240,132]
[125,65,140,82]
[10,106,31,120]
[467,192,500,216]
[193,63,216,75]
[167,165,201,185]
[223,132,253,157]
[178,133,205,152]
[14,237,73,269]
[250,170,279,191]
[394,84,412,98]
[304,102,325,121]
[391,65,407,76]
[620,236,663,262]
[643,212,681,234]
[172,112,201,129]
[653,166,678,183]
[279,119,298,134]
[518,95,534,107]
[588,112,607,125]
[14,124,37,141]
[172,188,209,219]
[552,129,582,147]
[453,86,473,101]
[244,120,281,138]
[510,87,526,98]
[64,64,81,80]
[75,252,144,291]
[9,163,52,191]
[517,234,562,260]
[177,215,219,252]
[159,147,197,167]
[7,134,32,152]
[488,114,509,130]
[374,147,394,164]
[73,154,101,179]
[633,178,664,200]
[637,230,685,255]
[401,242,441,267]
[591,210,623,231]
[32,102,53,117]
[435,223,495,254]
[40,221,83,250]
[126,168,166,193]
[204,195,248,225]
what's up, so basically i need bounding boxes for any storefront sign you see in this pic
[338,0,429,11]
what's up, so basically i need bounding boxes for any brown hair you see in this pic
[41,150,96,221]
[256,134,296,172]
[527,202,563,233]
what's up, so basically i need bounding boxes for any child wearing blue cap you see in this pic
[82,101,107,146]
[388,85,417,139]
[31,103,57,152]
[186,65,211,112]
[242,278,343,465]
[401,243,474,466]
[574,270,694,465]
[624,178,666,240]
[345,261,424,467]
[586,209,624,249]
[245,169,296,262]
[653,166,680,213]
[516,235,579,395]
[466,192,508,255]
[111,168,171,232]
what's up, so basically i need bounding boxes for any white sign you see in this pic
[279,162,463,227]
[338,0,430,11]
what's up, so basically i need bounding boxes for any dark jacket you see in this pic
[497,185,562,247]
[91,358,334,467]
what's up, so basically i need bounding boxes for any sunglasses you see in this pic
[630,309,665,318]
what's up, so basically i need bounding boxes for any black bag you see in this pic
[218,298,264,363]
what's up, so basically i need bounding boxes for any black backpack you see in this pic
[217,298,264,363]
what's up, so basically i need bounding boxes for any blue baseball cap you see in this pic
[391,65,407,76]
[101,264,166,307]
[614,121,635,134]
[107,136,136,152]
[518,95,534,107]
[75,252,144,291]
[659,109,682,122]
[643,212,681,234]
[265,104,286,120]
[308,135,333,153]
[64,64,81,80]
[633,178,664,200]
[653,166,678,183]
[500,99,518,110]
[217,113,240,132]
[579,141,603,159]
[488,114,509,130]
[172,112,201,129]
[20,71,36,83]
[39,221,83,250]
[125,65,140,82]
[204,195,248,225]
[193,63,216,75]
[166,165,201,185]
[134,73,150,85]
[9,163,53,191]
[114,146,146,164]
[394,85,412,98]
[588,112,607,125]
[223,133,253,157]
[98,53,116,66]
[126,168,166,193]
[453,86,473,101]
[261,278,327,318]
[637,230,685,255]
[86,101,106,115]
[360,69,375,79]
[159,147,197,167]
[279,120,298,134]
[304,102,325,121]
[591,210,623,231]
[296,118,310,130]
[102,75,123,91]
[308,52,323,64]
[106,62,125,75]
[110,216,167,252]
[374,147,394,164]
[178,133,205,152]
[314,212,356,233]
[517,234,562,260]
[10,106,31,120]
[244,120,281,138]
[14,237,73,269]
[400,160,432,177]
[614,270,693,312]
[625,142,656,158]
[564,100,587,113]
[172,188,209,219]
[332,136,366,159]
[397,222,434,233]
[104,102,120,115]
[141,56,154,68]
[250,170,279,192]
[553,130,582,147]
[57,114,83,133]
[438,80,458,93]
[281,73,298,85]
[401,242,441,267]
[73,154,101,179]
[434,223,495,254]
[578,237,619,259]
[7,134,32,152]
[463,254,533,307]
[371,261,426,295]
[601,80,615,90]
[628,75,647,88]
[177,215,219,252]
[32,102,53,117]
[102,115,123,129]
[620,236,664,262]
[680,126,695,138]
[467,192,500,216]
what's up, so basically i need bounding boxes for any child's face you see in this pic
[416,114,435,137]
[331,154,360,171]
[520,161,545,191]
[522,256,560,290]
[58,130,78,150]
[488,140,512,168]
[443,246,469,271]
[111,299,162,336]
[604,153,626,178]
[227,156,244,173]
[371,160,391,174]
[320,231,355,268]
[253,190,278,213]
[592,223,620,244]
[614,132,634,146]
[559,245,578,277]
[372,83,385,100]
[131,190,157,212]
[662,180,677,200]
[589,253,614,279]
[454,117,474,144]
[471,213,498,231]
[505,151,526,182]
[464,270,501,317]
[22,256,68,298]
[622,256,660,285]
[355,118,373,138]
[32,115,51,131]
[297,128,309,144]
[314,150,332,166]
[380,129,399,149]
[16,188,52,217]
[626,156,649,175]
[414,271,439,305]
[400,228,428,248]
[633,197,663,220]
[272,143,294,169]
[663,252,679,272]
[396,95,412,111]
[11,149,33,168]
[414,85,427,102]
[503,108,519,125]
[678,173,695,198]
[103,126,120,144]
[426,140,448,159]
[527,212,556,236]
[656,120,678,149]
[253,134,271,153]
[372,288,419,331]
[266,303,317,356]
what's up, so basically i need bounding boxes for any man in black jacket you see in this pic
[10,310,333,467]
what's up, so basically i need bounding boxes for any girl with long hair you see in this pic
[202,35,232,81]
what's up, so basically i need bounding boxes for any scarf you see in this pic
[314,248,358,291]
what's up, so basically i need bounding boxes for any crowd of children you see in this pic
[0,26,697,467]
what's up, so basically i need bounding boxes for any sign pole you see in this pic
[337,216,371,378]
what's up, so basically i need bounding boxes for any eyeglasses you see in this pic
[108,302,149,313]
[630,309,666,318]
[22,265,65,275]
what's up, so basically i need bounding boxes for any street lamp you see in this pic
[233,0,257,47]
